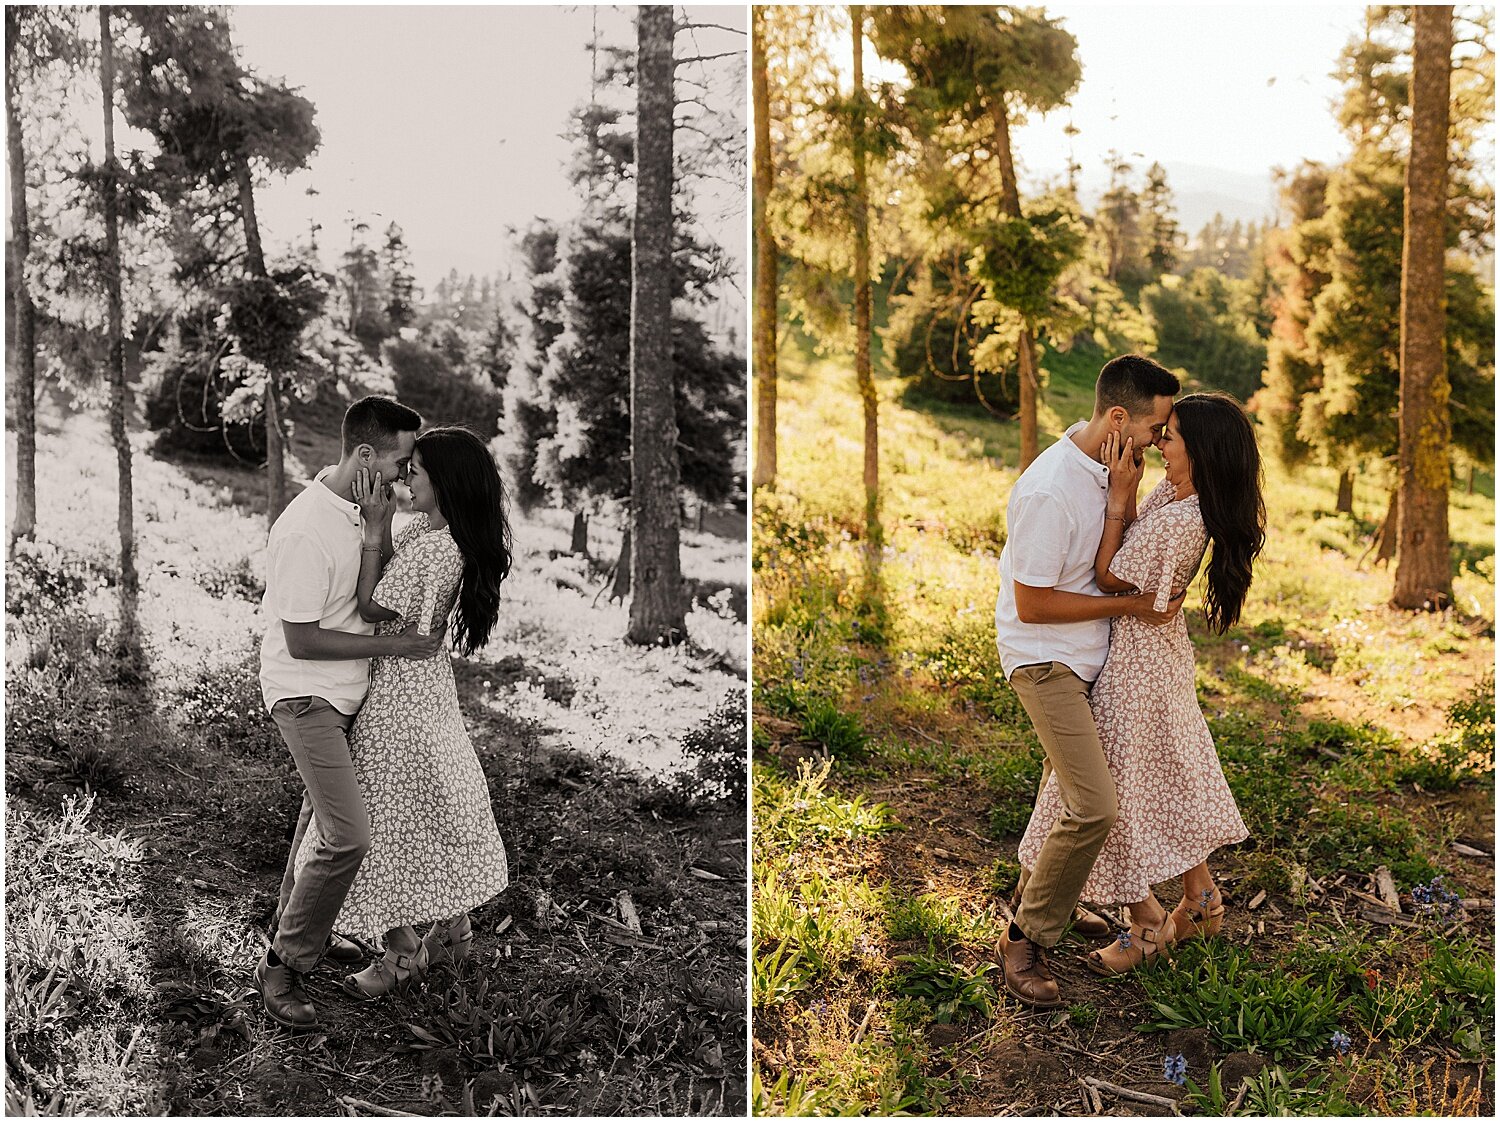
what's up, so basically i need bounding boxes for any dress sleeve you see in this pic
[374,532,463,632]
[1108,501,1204,609]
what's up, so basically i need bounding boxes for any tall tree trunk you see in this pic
[237,161,287,525]
[1336,469,1355,514]
[1392,4,1453,611]
[570,510,589,555]
[751,6,778,490]
[851,5,879,544]
[100,7,137,606]
[626,5,684,646]
[989,95,1040,469]
[1375,487,1399,566]
[6,8,36,547]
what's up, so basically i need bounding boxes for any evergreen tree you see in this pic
[382,221,417,333]
[870,4,1083,468]
[1141,161,1182,276]
[1393,5,1455,610]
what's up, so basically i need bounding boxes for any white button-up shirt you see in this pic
[994,421,1113,683]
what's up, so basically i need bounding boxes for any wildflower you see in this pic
[1163,1053,1187,1085]
[1330,1030,1351,1056]
[1115,929,1133,950]
[791,658,805,682]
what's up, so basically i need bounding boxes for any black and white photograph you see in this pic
[5,4,748,1115]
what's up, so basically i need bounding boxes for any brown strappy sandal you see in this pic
[1084,910,1176,976]
[1169,886,1226,944]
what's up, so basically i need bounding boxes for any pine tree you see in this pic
[1392,5,1455,611]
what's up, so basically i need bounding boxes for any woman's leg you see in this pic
[1171,861,1226,941]
[343,924,427,998]
[1084,890,1174,975]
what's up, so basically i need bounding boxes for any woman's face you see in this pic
[1159,411,1194,492]
[406,447,439,515]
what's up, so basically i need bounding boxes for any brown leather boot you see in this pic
[253,953,318,1030]
[998,929,1062,1008]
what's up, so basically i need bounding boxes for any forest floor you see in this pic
[750,336,1495,1117]
[4,388,748,1116]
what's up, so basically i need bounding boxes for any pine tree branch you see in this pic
[673,51,742,67]
[674,22,746,37]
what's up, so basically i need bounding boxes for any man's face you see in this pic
[363,430,417,491]
[1119,396,1175,462]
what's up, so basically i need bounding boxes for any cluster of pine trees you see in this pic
[752,4,1493,611]
[8,6,747,645]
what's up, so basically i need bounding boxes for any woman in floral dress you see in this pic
[1017,392,1265,975]
[293,426,513,996]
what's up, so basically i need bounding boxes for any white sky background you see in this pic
[849,4,1405,223]
[230,4,747,328]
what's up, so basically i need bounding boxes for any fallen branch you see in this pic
[1373,866,1401,912]
[337,1096,422,1117]
[1083,1076,1180,1115]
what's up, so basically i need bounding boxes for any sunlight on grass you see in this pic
[754,333,1494,1115]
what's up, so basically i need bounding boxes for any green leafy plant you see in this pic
[891,955,997,1024]
[1139,941,1349,1059]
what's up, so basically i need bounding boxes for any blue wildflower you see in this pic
[1116,929,1133,950]
[1330,1030,1351,1056]
[1163,1053,1187,1085]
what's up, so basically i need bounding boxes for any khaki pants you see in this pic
[1009,662,1117,947]
[269,696,368,972]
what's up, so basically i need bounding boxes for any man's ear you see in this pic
[1108,406,1128,431]
[356,443,374,464]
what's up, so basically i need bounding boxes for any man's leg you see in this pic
[273,793,315,930]
[1009,663,1117,948]
[268,697,369,973]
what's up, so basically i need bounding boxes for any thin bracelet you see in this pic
[361,545,383,552]
[1105,514,1127,523]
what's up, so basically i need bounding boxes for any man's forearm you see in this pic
[285,623,401,660]
[1015,585,1139,624]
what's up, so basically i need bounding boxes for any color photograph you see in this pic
[751,4,1494,1115]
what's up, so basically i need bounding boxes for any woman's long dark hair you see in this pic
[415,426,513,656]
[1174,393,1265,634]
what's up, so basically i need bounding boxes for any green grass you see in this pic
[753,328,1495,1115]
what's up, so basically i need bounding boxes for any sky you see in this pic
[851,4,1388,228]
[229,5,747,329]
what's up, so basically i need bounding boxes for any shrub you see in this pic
[384,337,502,439]
[673,689,747,806]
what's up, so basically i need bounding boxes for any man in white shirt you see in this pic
[253,395,445,1030]
[994,354,1182,1008]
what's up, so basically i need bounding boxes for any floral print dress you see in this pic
[1017,478,1248,904]
[294,513,509,936]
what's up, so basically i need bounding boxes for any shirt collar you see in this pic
[312,466,362,526]
[1061,421,1110,490]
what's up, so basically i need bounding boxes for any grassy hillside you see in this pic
[4,398,747,1116]
[752,334,1494,1116]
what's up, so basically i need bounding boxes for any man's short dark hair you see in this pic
[342,395,422,455]
[1095,354,1181,417]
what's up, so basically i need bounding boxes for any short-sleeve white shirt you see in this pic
[994,421,1113,682]
[259,471,374,715]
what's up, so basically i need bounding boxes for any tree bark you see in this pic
[610,525,632,603]
[989,96,1039,469]
[1375,487,1399,567]
[751,6,778,490]
[1336,469,1355,514]
[6,8,36,547]
[1392,4,1453,611]
[100,7,138,605]
[570,509,589,555]
[237,161,286,525]
[626,5,684,646]
[851,5,879,544]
